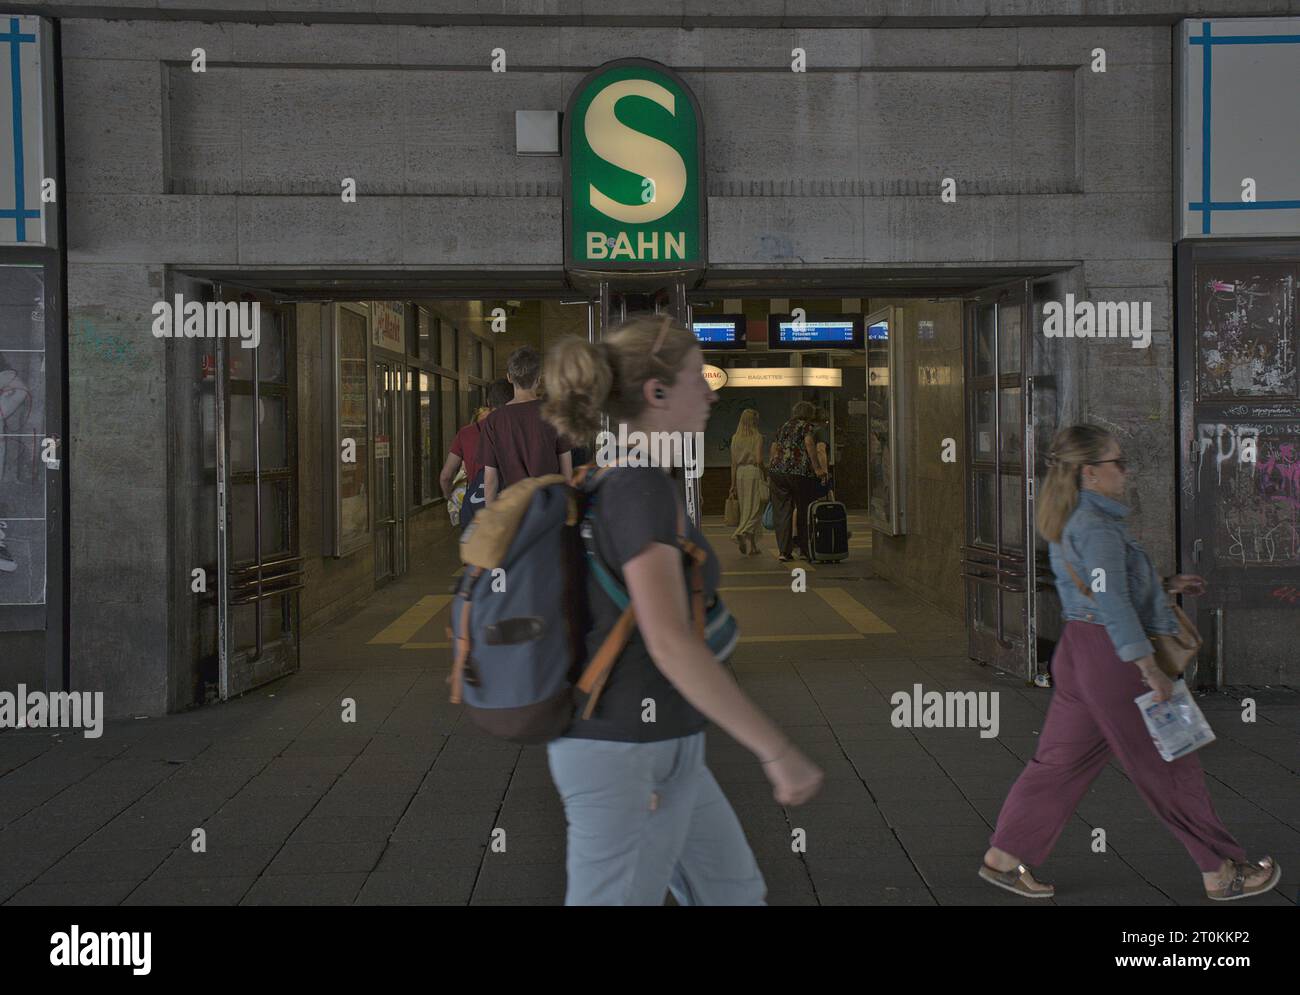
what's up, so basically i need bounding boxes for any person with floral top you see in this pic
[767,401,825,561]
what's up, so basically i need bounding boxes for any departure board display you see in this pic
[768,314,864,349]
[692,314,747,349]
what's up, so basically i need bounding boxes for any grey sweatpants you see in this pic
[547,731,767,906]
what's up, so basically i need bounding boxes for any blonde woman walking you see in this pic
[979,424,1280,902]
[729,409,767,555]
[540,316,824,905]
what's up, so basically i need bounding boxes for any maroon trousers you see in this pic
[991,622,1246,872]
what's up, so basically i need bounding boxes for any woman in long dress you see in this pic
[729,409,767,555]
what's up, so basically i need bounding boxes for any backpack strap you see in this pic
[1062,559,1094,601]
[569,461,603,488]
[573,464,710,718]
[581,470,708,644]
[672,486,708,640]
[571,463,633,718]
[448,567,483,704]
[574,606,636,719]
[1060,536,1096,602]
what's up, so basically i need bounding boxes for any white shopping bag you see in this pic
[1135,679,1216,762]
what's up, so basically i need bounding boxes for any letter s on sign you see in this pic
[585,80,686,224]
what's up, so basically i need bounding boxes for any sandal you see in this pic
[1205,857,1280,902]
[978,862,1055,899]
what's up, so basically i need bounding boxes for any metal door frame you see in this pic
[592,281,701,523]
[960,278,1034,676]
[372,354,406,584]
[215,292,302,700]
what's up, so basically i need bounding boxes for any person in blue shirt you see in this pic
[979,424,1280,902]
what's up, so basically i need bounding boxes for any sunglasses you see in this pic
[1090,458,1128,472]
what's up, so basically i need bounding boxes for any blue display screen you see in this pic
[868,321,888,341]
[694,321,739,345]
[692,315,747,349]
[775,319,857,345]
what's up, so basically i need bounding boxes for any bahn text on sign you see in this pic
[564,59,706,272]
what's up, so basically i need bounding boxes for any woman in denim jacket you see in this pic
[979,424,1280,902]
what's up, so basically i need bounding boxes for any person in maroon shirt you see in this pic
[439,378,513,504]
[438,378,512,534]
[480,347,572,505]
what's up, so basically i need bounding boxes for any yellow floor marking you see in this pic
[728,560,815,572]
[401,642,451,650]
[814,587,896,634]
[738,633,864,643]
[717,585,805,592]
[368,595,451,645]
[721,570,810,576]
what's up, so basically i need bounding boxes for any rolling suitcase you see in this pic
[807,492,849,563]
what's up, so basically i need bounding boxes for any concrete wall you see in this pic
[59,16,1187,712]
[10,2,1297,24]
[68,262,170,716]
[0,632,45,689]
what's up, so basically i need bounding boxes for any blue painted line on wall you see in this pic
[1188,23,1300,233]
[1188,200,1300,211]
[4,17,39,244]
[1190,34,1300,45]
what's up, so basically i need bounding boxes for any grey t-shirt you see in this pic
[565,467,720,743]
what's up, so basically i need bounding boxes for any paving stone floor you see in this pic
[1,516,1296,905]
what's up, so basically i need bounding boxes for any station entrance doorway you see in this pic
[166,266,1071,710]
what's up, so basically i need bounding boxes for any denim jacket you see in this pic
[1050,490,1180,662]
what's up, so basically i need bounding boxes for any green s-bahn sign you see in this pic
[564,59,706,272]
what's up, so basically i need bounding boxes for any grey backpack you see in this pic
[447,468,633,743]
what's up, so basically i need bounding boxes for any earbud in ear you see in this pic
[654,387,666,399]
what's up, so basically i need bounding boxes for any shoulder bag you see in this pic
[1062,561,1201,678]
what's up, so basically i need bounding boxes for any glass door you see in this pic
[961,280,1033,675]
[216,301,301,699]
[373,359,406,584]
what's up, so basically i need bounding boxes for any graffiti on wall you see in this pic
[1198,423,1300,568]
[1196,266,1296,400]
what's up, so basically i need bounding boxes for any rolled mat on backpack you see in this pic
[459,473,568,568]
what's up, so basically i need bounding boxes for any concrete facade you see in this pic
[4,1,1291,714]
